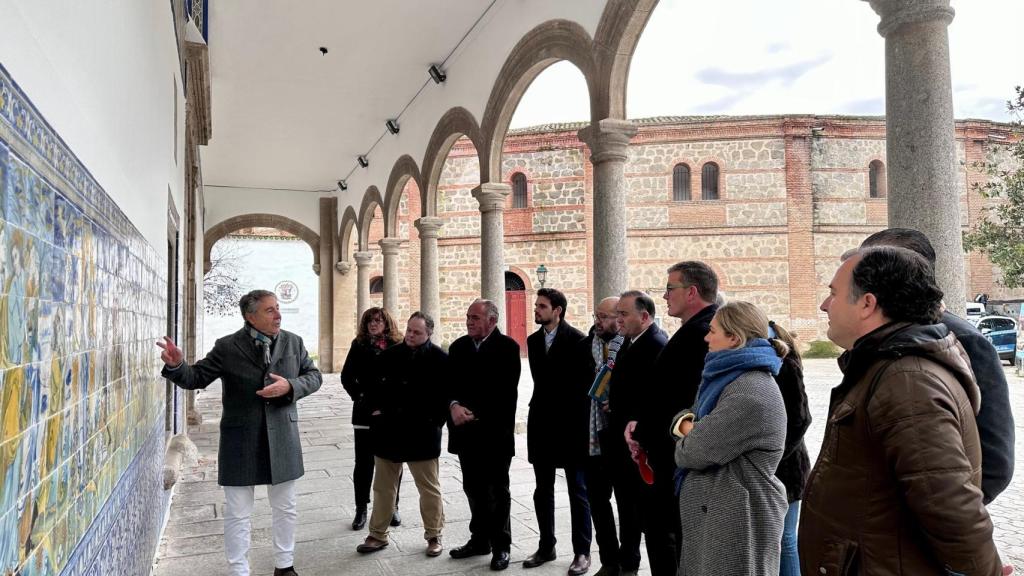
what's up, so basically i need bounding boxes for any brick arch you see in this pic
[383,155,424,238]
[421,106,485,219]
[338,206,358,263]
[506,265,535,291]
[593,0,660,121]
[204,213,320,275]
[480,19,597,184]
[358,186,384,250]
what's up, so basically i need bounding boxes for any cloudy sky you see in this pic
[510,0,1023,128]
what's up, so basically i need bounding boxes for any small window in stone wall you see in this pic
[511,172,528,209]
[701,162,720,200]
[869,160,887,198]
[369,276,384,294]
[672,163,691,201]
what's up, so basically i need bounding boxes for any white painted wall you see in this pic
[203,185,328,232]
[0,0,185,253]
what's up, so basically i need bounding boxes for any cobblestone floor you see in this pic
[152,359,1024,575]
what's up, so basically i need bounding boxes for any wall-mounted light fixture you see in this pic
[357,155,369,168]
[337,180,348,191]
[385,119,400,135]
[428,64,446,84]
[536,264,548,288]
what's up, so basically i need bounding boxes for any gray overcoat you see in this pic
[163,328,322,486]
[674,370,788,576]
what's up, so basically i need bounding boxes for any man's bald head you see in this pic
[594,297,620,339]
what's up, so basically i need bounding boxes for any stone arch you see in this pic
[506,265,535,291]
[592,0,659,121]
[383,155,424,238]
[357,186,384,251]
[204,213,320,275]
[421,107,485,218]
[338,206,358,263]
[480,19,598,183]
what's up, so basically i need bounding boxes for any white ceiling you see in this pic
[202,0,497,192]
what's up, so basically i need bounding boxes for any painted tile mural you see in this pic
[0,64,172,576]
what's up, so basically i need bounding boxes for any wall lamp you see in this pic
[428,64,447,84]
[357,155,369,168]
[337,180,348,191]
[386,119,400,135]
[536,264,548,288]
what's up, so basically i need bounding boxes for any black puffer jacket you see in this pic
[773,353,811,503]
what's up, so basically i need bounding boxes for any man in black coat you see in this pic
[447,299,521,571]
[356,312,448,558]
[524,288,591,575]
[629,262,718,575]
[609,290,668,576]
[860,228,1015,503]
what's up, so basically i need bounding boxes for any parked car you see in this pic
[965,302,986,318]
[971,315,1018,365]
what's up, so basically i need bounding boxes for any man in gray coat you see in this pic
[157,289,322,576]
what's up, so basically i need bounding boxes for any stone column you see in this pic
[378,238,402,315]
[472,183,510,315]
[333,260,356,371]
[867,0,965,312]
[415,217,443,334]
[354,251,374,318]
[318,197,335,370]
[578,119,637,301]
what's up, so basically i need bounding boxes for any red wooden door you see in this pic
[506,290,528,356]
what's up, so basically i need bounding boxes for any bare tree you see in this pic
[204,239,250,316]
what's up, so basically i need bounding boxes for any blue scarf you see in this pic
[675,339,782,493]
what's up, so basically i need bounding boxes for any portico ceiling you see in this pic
[201,1,607,202]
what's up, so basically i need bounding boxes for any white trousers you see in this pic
[223,481,297,576]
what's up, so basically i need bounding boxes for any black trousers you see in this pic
[532,463,592,555]
[584,454,621,568]
[607,437,643,571]
[640,470,682,576]
[353,428,399,508]
[459,453,513,552]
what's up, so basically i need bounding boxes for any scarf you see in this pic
[675,338,781,493]
[247,323,276,367]
[588,334,623,455]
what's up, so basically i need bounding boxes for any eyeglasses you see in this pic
[368,317,384,324]
[593,313,616,322]
[663,283,690,293]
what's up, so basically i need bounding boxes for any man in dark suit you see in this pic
[524,288,591,575]
[628,263,718,575]
[447,299,521,571]
[157,289,322,576]
[609,290,667,576]
[356,312,448,558]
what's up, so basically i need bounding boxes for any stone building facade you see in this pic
[359,115,1021,349]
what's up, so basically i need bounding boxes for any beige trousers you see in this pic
[369,457,444,541]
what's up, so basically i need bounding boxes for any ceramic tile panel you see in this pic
[0,63,174,576]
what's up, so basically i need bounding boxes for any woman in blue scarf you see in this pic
[671,301,789,576]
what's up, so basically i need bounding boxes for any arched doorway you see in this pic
[505,271,527,355]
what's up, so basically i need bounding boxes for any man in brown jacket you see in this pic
[800,246,1005,575]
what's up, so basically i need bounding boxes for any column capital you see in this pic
[472,183,511,213]
[577,118,637,164]
[378,237,403,255]
[353,251,374,266]
[414,217,444,238]
[334,260,352,275]
[865,0,953,37]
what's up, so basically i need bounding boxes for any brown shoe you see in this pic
[426,537,443,557]
[356,536,389,554]
[568,554,591,575]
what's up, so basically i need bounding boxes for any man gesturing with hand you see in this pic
[157,289,321,576]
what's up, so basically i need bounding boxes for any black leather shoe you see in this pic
[351,507,367,531]
[523,549,557,568]
[568,554,591,575]
[273,568,298,576]
[390,509,402,527]
[490,551,510,571]
[450,541,491,559]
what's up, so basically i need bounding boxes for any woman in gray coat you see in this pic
[671,301,788,576]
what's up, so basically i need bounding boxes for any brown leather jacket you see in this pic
[799,322,1002,575]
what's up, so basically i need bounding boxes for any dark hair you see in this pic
[408,311,435,334]
[667,261,718,302]
[860,228,936,266]
[356,307,402,345]
[239,289,276,316]
[850,246,943,324]
[769,320,801,361]
[620,289,656,316]
[536,288,568,320]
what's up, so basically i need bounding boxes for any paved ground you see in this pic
[152,359,1024,575]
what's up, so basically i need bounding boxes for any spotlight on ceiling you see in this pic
[357,155,369,168]
[386,119,400,135]
[428,64,447,84]
[319,47,328,56]
[337,180,347,191]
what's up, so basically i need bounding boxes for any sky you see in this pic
[510,0,1023,128]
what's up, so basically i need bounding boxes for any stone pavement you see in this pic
[152,359,1024,575]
